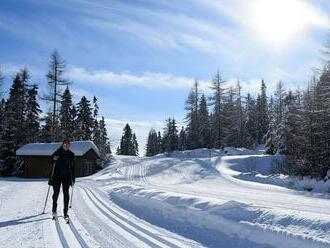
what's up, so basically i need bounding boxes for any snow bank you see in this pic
[221,155,330,193]
[109,185,330,248]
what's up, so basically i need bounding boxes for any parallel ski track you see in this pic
[67,218,90,248]
[79,185,182,248]
[54,217,70,248]
[52,206,90,247]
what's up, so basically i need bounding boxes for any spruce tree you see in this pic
[256,80,269,144]
[25,84,41,143]
[40,112,53,143]
[0,71,28,175]
[76,96,94,140]
[178,126,187,151]
[162,118,179,152]
[146,129,160,157]
[198,94,210,148]
[0,67,4,98]
[59,86,74,140]
[245,93,258,147]
[118,123,138,156]
[132,133,139,156]
[185,80,199,149]
[92,96,102,149]
[99,116,111,158]
[157,131,162,153]
[209,71,226,149]
[273,81,287,154]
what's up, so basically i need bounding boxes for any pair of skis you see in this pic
[52,213,70,224]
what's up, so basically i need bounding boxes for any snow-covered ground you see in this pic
[1,148,330,247]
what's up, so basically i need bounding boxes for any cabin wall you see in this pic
[20,149,100,178]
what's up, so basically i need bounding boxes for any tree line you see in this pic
[146,51,330,179]
[146,75,269,157]
[0,51,111,176]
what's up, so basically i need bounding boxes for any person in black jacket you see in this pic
[48,139,75,219]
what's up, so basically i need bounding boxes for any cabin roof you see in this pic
[16,141,100,157]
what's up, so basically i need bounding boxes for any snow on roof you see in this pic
[16,141,100,157]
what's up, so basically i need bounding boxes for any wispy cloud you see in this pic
[67,66,210,90]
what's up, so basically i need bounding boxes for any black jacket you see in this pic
[48,147,75,186]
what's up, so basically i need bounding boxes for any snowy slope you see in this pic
[1,148,330,248]
[88,149,330,247]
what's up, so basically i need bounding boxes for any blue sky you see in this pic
[0,0,329,152]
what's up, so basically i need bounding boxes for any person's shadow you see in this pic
[0,213,51,228]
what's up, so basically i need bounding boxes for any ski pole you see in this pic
[42,161,56,214]
[42,186,51,214]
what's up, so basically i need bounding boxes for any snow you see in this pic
[89,148,330,247]
[1,147,330,247]
[15,140,101,157]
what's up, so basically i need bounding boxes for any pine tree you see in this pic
[146,129,160,157]
[273,81,287,154]
[40,112,53,143]
[76,96,94,140]
[118,123,138,156]
[264,96,276,154]
[236,80,246,147]
[71,105,78,140]
[223,86,238,147]
[25,84,41,143]
[92,96,101,149]
[198,94,210,148]
[132,133,139,156]
[162,118,179,152]
[99,116,111,158]
[178,126,187,151]
[185,80,199,149]
[0,71,28,175]
[0,99,5,139]
[157,131,162,153]
[209,71,226,148]
[59,86,74,140]
[245,93,258,147]
[0,67,4,98]
[256,80,269,144]
[42,50,69,141]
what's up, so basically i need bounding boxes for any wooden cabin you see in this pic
[16,141,101,178]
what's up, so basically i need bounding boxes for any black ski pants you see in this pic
[52,178,70,215]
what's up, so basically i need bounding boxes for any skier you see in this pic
[48,139,75,223]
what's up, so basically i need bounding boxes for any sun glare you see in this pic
[248,0,324,46]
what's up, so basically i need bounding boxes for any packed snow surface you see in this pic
[1,147,330,247]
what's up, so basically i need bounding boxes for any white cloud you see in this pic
[67,66,210,90]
